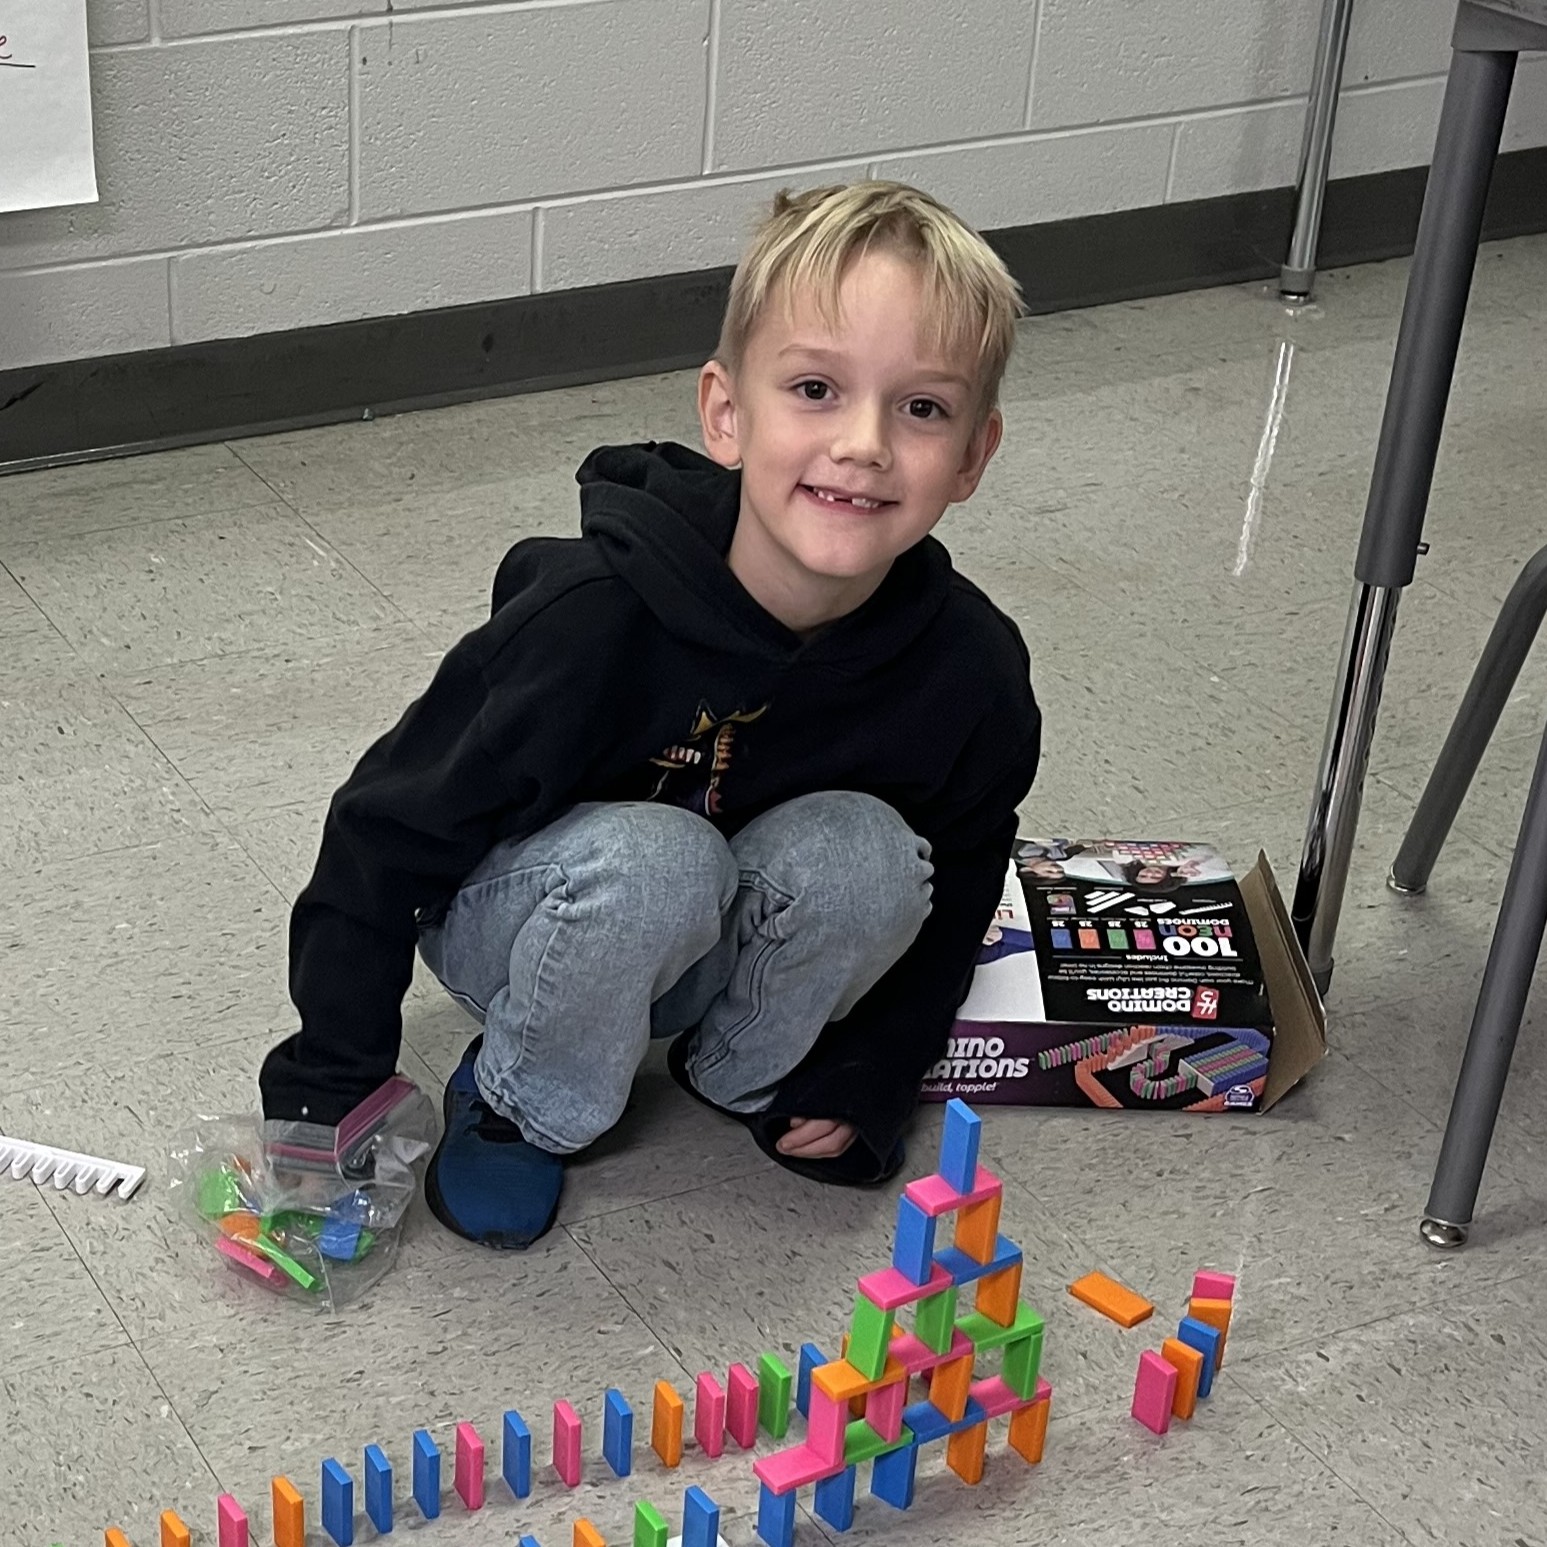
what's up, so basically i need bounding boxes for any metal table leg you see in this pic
[1421,718,1547,1247]
[1281,0,1355,300]
[1292,32,1517,992]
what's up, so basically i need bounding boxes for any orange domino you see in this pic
[975,1260,1023,1326]
[271,1476,305,1547]
[954,1192,1002,1264]
[105,1531,133,1547]
[945,1419,987,1484]
[218,1212,261,1242]
[159,1514,191,1547]
[929,1352,974,1423]
[1161,1337,1204,1421]
[574,1521,606,1547]
[651,1379,684,1467]
[1188,1295,1232,1362]
[1008,1396,1050,1464]
[1068,1271,1154,1328]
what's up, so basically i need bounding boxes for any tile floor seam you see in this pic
[558,1220,704,1384]
[556,1161,771,1228]
[0,497,296,553]
[1220,1368,1425,1547]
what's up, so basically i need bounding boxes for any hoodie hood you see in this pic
[576,441,953,669]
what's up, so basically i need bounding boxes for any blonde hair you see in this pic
[716,181,1024,424]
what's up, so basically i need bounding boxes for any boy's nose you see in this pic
[830,402,891,468]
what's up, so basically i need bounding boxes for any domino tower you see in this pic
[752,1101,1051,1546]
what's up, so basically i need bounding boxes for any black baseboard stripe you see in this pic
[3,147,1545,475]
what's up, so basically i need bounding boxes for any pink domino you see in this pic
[892,1327,974,1376]
[552,1400,582,1487]
[695,1371,726,1459]
[1132,1351,1178,1435]
[904,1165,1003,1219]
[753,1443,845,1495]
[806,1387,847,1467]
[1193,1270,1237,1301]
[969,1375,1024,1419]
[866,1374,907,1442]
[727,1363,760,1450]
[216,1494,248,1547]
[214,1234,286,1286]
[455,1421,485,1510]
[857,1260,954,1311]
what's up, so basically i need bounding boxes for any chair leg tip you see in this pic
[1420,1217,1468,1250]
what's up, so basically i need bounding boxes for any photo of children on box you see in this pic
[923,839,1286,1113]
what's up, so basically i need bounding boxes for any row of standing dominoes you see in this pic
[105,1367,767,1547]
[107,1485,727,1547]
[0,1135,145,1201]
[749,1100,1052,1547]
[1131,1270,1236,1433]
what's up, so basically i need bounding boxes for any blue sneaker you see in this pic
[425,1038,564,1249]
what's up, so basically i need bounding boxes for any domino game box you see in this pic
[921,839,1326,1113]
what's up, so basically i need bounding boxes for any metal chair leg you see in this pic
[1292,44,1517,990]
[1392,546,1547,894]
[1281,0,1355,300]
[1421,717,1547,1248]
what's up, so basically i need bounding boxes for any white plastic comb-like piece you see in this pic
[0,1134,145,1201]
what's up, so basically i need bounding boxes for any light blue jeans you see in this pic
[416,793,933,1154]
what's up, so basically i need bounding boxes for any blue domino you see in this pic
[317,1216,363,1260]
[412,1428,440,1520]
[939,1099,982,1193]
[902,1396,988,1446]
[602,1387,633,1479]
[795,1342,827,1419]
[363,1444,392,1535]
[756,1480,796,1547]
[502,1409,532,1498]
[813,1464,857,1532]
[518,1538,543,1547]
[683,1485,722,1547]
[321,1457,355,1546]
[1177,1316,1223,1399]
[870,1439,919,1510]
[934,1233,1022,1287]
[891,1195,937,1286]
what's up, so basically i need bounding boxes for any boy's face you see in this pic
[699,249,1003,632]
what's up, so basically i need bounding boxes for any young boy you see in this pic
[259,182,1042,1248]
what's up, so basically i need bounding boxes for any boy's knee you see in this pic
[748,791,933,935]
[571,802,736,939]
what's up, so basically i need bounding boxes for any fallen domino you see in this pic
[0,1133,145,1200]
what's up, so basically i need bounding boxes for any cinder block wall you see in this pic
[2,0,1544,371]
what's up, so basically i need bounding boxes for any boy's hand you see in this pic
[777,1118,857,1160]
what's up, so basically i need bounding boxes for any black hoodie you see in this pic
[260,442,1040,1176]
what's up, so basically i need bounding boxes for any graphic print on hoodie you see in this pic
[260,442,1041,1177]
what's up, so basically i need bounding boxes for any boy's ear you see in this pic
[698,359,743,469]
[951,406,1004,503]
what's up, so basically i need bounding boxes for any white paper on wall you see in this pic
[0,0,98,214]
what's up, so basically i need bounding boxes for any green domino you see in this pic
[633,1500,669,1547]
[250,1232,320,1291]
[844,1417,913,1465]
[195,1165,247,1220]
[914,1285,959,1354]
[957,1303,1043,1353]
[758,1351,793,1439]
[848,1294,896,1381]
[1002,1323,1045,1399]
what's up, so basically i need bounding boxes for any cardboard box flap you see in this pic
[1241,851,1328,1108]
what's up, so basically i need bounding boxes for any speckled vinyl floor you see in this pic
[4,237,1547,1547]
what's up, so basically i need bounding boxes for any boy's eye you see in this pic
[797,380,829,400]
[908,398,947,419]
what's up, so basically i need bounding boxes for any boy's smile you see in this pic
[699,249,1003,634]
